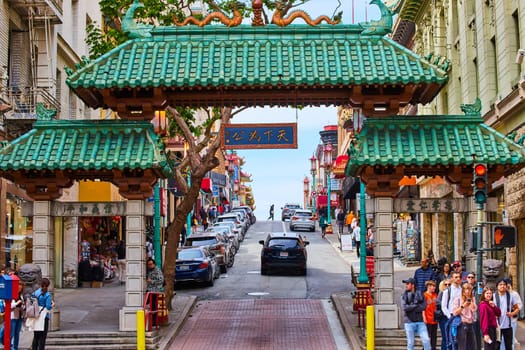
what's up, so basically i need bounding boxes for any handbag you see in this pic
[495,322,501,343]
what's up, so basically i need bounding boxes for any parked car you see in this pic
[175,247,220,286]
[259,232,309,275]
[185,232,232,273]
[289,209,316,232]
[206,224,240,254]
[216,213,247,237]
[232,206,256,225]
[281,203,301,221]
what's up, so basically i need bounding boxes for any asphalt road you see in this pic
[172,219,352,349]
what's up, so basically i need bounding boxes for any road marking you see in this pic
[246,271,260,274]
[247,292,270,296]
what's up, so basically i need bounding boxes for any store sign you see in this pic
[221,123,297,149]
[49,202,154,217]
[394,198,468,213]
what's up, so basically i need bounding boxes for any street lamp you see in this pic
[303,176,310,209]
[323,143,333,225]
[309,155,317,215]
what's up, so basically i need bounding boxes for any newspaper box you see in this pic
[0,274,19,299]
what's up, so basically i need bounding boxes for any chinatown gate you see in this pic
[1,0,525,331]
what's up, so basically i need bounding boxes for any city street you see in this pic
[171,220,352,349]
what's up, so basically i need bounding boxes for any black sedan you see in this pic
[259,232,309,275]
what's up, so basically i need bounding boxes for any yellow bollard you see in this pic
[366,305,374,350]
[137,309,146,350]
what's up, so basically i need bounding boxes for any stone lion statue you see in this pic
[18,263,43,297]
[482,259,504,289]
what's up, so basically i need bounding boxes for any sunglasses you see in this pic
[467,276,475,279]
[444,283,451,286]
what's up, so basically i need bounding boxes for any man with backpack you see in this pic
[493,278,520,350]
[335,208,345,235]
[401,277,431,350]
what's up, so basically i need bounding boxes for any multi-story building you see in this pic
[0,0,101,274]
[391,0,525,300]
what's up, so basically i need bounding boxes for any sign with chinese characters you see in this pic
[50,202,154,217]
[393,198,468,213]
[221,123,297,149]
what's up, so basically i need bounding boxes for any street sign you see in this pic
[221,123,297,149]
[492,225,516,247]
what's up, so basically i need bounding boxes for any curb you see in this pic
[157,295,197,350]
[331,293,364,350]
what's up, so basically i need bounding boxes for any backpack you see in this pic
[337,212,345,221]
[24,296,41,319]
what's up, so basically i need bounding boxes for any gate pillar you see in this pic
[32,201,60,330]
[120,200,147,331]
[373,197,399,328]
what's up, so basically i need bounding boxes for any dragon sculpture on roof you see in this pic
[122,0,153,38]
[271,0,342,27]
[359,0,393,35]
[174,1,245,27]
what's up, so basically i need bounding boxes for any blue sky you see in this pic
[232,0,379,218]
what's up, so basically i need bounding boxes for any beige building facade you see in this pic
[394,0,525,301]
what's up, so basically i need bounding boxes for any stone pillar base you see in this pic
[50,309,60,331]
[375,304,399,329]
[120,306,140,331]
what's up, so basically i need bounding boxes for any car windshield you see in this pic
[178,249,204,260]
[268,238,300,249]
[187,237,217,246]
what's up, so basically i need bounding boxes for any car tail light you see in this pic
[199,261,209,269]
[291,216,298,221]
[263,247,273,253]
[309,217,315,221]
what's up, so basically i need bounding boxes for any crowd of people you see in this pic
[401,258,522,350]
[0,267,55,350]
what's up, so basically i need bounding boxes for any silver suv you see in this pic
[281,203,301,221]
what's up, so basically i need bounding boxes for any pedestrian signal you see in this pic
[492,225,516,248]
[472,163,487,207]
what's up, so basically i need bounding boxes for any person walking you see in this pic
[478,287,501,350]
[31,278,54,350]
[352,221,361,258]
[319,213,328,238]
[414,258,437,293]
[267,204,274,221]
[117,239,126,285]
[146,258,165,328]
[401,277,431,350]
[345,210,355,234]
[335,208,345,235]
[451,282,478,350]
[423,280,439,350]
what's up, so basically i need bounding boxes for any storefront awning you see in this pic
[200,178,212,193]
[332,155,348,178]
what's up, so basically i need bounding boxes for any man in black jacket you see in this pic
[401,277,431,350]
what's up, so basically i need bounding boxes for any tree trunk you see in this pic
[162,173,204,309]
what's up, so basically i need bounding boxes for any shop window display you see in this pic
[4,196,33,271]
[78,216,122,285]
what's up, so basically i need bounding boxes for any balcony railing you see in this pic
[3,87,60,120]
[8,0,63,24]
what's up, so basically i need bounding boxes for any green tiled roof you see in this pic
[345,115,525,176]
[0,119,173,177]
[66,24,448,107]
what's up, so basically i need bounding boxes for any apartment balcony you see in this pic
[8,0,63,24]
[2,86,61,136]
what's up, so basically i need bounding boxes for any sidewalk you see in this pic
[324,231,525,348]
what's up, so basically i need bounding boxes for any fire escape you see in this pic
[2,0,63,137]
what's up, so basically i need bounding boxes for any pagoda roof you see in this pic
[345,114,525,187]
[0,118,172,199]
[66,23,448,117]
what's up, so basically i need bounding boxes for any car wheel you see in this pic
[300,268,307,276]
[310,227,315,232]
[220,264,227,273]
[290,225,294,231]
[206,270,214,286]
[261,268,267,275]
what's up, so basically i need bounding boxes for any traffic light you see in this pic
[473,163,487,207]
[493,225,516,248]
